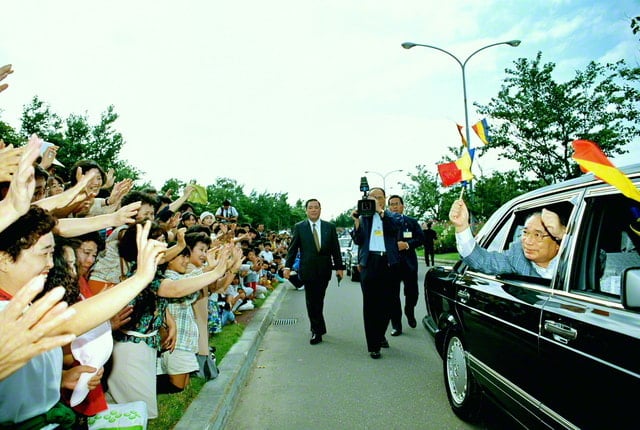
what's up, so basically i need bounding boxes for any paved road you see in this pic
[226,263,485,430]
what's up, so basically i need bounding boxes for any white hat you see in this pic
[199,211,214,221]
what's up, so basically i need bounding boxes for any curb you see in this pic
[174,283,287,430]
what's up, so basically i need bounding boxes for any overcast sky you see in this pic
[1,1,638,219]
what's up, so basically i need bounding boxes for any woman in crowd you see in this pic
[106,222,241,418]
[0,207,167,428]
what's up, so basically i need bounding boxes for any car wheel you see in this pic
[443,331,482,422]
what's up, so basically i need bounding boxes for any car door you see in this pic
[455,198,577,421]
[538,191,640,428]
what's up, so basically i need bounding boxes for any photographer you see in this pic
[350,187,402,359]
[215,199,238,224]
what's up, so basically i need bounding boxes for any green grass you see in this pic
[148,285,275,430]
[437,252,460,261]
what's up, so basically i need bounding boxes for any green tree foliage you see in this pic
[631,16,640,39]
[19,97,141,182]
[0,119,21,146]
[468,170,542,220]
[476,52,640,184]
[400,165,441,220]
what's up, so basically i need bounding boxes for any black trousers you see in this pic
[424,247,435,266]
[390,261,418,330]
[304,278,330,335]
[359,254,398,352]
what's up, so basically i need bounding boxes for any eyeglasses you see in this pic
[520,230,550,242]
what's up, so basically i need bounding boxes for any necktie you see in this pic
[312,223,320,251]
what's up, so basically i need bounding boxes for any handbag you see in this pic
[195,348,219,380]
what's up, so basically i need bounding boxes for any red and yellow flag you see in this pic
[437,149,474,187]
[572,139,640,203]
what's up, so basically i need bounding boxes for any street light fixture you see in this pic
[364,169,404,191]
[401,40,521,154]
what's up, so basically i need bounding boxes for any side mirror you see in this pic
[621,267,640,310]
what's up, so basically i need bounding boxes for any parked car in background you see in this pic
[339,236,352,267]
[347,244,360,282]
[423,164,640,429]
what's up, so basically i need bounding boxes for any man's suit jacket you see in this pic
[397,214,425,273]
[285,220,344,284]
[351,210,402,267]
[463,239,539,277]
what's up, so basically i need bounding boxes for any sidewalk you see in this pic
[175,258,459,429]
[174,283,288,430]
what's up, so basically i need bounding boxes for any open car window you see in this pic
[479,200,575,284]
[573,194,640,299]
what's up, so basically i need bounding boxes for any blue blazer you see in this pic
[397,214,425,272]
[351,210,402,267]
[463,239,539,277]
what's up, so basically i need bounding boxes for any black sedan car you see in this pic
[423,164,640,429]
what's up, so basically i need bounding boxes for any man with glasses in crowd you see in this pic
[449,198,566,279]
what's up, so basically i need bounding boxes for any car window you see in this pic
[573,194,640,298]
[479,200,575,284]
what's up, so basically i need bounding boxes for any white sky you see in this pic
[1,0,639,219]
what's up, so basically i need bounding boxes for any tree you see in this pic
[476,52,640,184]
[400,165,441,220]
[469,170,542,220]
[20,97,141,182]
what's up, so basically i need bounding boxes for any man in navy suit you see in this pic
[351,188,403,359]
[387,195,424,334]
[449,198,566,278]
[284,199,344,345]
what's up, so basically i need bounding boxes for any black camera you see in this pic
[357,176,376,217]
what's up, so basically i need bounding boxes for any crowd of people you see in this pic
[0,64,296,428]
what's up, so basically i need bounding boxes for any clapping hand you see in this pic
[0,276,77,380]
[0,64,13,93]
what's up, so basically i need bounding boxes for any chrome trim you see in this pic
[467,352,579,430]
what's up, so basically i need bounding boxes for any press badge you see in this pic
[403,231,413,239]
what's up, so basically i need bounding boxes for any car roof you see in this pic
[503,163,640,208]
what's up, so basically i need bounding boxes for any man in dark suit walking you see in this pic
[387,195,424,334]
[284,199,344,345]
[351,188,403,359]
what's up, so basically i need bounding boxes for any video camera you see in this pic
[356,176,376,217]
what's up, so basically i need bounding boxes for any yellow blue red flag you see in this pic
[472,118,490,145]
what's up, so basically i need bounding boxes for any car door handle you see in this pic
[457,290,470,301]
[543,320,577,341]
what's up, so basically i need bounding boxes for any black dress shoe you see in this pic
[310,333,323,345]
[380,339,389,348]
[390,329,402,337]
[370,351,381,359]
[407,316,417,328]
[406,308,417,328]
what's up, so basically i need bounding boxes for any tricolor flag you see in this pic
[187,183,208,204]
[472,118,490,145]
[456,124,467,147]
[437,149,474,187]
[572,139,640,203]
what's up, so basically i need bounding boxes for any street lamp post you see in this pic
[401,40,521,155]
[364,169,404,191]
